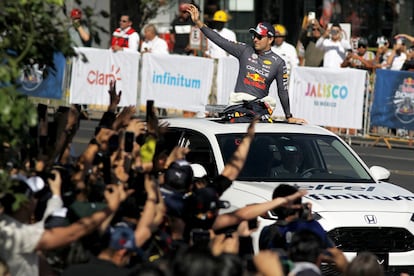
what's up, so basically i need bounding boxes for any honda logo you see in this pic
[364,215,377,224]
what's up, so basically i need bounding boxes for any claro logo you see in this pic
[87,65,121,85]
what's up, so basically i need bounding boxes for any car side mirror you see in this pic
[370,165,391,181]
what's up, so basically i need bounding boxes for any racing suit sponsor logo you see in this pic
[263,60,272,65]
[246,65,269,77]
[246,72,265,83]
[244,73,266,89]
[251,53,258,59]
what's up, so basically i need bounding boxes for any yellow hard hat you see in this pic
[213,10,228,22]
[273,24,287,36]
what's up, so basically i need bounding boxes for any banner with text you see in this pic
[371,69,414,130]
[140,54,214,112]
[289,67,367,128]
[69,47,139,106]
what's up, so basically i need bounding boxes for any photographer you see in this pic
[259,184,332,251]
[315,22,351,68]
[298,13,325,67]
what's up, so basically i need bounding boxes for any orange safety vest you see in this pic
[111,27,136,48]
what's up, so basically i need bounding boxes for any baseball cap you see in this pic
[186,187,230,216]
[70,8,82,19]
[179,3,189,12]
[249,22,275,37]
[108,223,138,252]
[190,163,207,179]
[164,160,193,192]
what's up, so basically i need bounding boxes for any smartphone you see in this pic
[102,154,112,184]
[308,11,316,21]
[146,100,154,122]
[37,104,48,120]
[108,134,119,153]
[248,218,258,230]
[124,131,134,153]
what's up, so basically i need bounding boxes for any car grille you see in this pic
[327,227,414,252]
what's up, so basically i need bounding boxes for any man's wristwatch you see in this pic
[286,113,293,119]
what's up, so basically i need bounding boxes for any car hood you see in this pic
[230,180,414,213]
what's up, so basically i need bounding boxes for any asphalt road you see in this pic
[73,119,414,193]
[350,144,414,193]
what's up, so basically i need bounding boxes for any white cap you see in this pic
[190,163,207,178]
[11,174,45,193]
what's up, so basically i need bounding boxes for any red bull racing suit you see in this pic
[200,26,292,118]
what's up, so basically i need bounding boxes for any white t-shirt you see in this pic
[0,214,44,276]
[0,195,62,276]
[207,27,237,58]
[141,36,169,54]
[271,41,299,76]
[390,52,407,71]
[316,37,351,68]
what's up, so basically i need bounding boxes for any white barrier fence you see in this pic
[69,48,368,130]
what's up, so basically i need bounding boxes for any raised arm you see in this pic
[212,190,307,231]
[35,184,123,250]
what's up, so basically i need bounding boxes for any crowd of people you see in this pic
[0,80,398,276]
[1,3,414,276]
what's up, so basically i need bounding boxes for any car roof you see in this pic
[164,118,335,136]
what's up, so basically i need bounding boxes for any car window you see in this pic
[165,128,219,177]
[217,133,373,183]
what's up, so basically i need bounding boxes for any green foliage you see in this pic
[0,0,75,148]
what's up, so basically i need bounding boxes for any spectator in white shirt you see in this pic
[271,24,299,78]
[316,22,351,68]
[141,24,169,54]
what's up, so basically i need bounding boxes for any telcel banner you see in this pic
[70,47,139,106]
[289,67,367,128]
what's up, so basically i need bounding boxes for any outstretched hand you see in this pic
[288,116,307,124]
[108,80,122,112]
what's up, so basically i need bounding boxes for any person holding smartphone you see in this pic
[298,13,325,67]
[315,22,351,68]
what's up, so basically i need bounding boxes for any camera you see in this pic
[190,228,210,248]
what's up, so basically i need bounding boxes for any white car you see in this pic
[164,118,414,275]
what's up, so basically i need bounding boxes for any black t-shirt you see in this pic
[170,17,193,54]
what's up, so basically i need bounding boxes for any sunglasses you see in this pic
[252,33,266,40]
[358,44,367,48]
[120,20,129,23]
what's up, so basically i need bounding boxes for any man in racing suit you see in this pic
[187,4,305,123]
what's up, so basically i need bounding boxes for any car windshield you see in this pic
[217,133,374,183]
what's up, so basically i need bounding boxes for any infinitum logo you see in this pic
[87,65,121,85]
[152,71,201,89]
